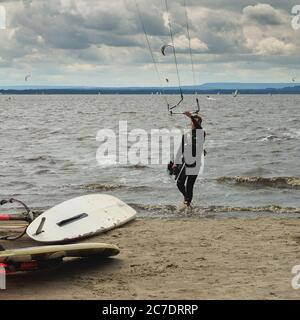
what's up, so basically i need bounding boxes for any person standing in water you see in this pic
[173,111,206,207]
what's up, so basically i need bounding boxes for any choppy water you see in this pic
[0,94,299,217]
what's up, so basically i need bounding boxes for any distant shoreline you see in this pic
[1,88,300,95]
[1,83,300,95]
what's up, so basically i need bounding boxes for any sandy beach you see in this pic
[1,217,300,300]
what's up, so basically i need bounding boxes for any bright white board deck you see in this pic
[26,194,136,243]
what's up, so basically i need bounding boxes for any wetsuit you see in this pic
[175,118,206,204]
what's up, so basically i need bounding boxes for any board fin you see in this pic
[35,217,46,235]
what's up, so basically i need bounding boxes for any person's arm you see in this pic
[184,111,200,129]
[183,111,193,118]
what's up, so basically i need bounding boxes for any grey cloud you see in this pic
[186,0,297,13]
[0,0,299,86]
[243,3,284,25]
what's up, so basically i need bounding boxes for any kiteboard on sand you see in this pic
[0,242,120,273]
[26,194,136,243]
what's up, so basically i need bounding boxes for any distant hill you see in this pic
[194,83,299,90]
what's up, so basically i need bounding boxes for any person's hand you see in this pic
[183,111,192,118]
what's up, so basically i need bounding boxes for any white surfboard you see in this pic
[26,194,136,243]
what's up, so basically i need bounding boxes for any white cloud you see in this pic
[241,4,297,56]
[243,4,284,25]
[174,35,208,52]
[0,0,299,86]
[255,37,295,55]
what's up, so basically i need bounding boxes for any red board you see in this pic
[0,214,10,221]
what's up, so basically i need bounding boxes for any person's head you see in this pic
[190,115,202,129]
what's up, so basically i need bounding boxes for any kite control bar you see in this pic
[168,93,184,115]
[169,97,200,116]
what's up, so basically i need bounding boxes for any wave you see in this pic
[205,205,300,214]
[49,129,62,135]
[35,169,51,175]
[82,183,151,192]
[217,176,300,190]
[25,155,49,162]
[24,156,58,165]
[242,168,273,176]
[82,183,123,191]
[77,111,98,115]
[257,135,281,142]
[77,135,94,141]
[127,186,152,192]
[130,203,300,215]
[283,131,300,140]
[257,130,299,142]
[119,164,150,170]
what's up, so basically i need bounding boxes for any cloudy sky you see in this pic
[0,0,299,86]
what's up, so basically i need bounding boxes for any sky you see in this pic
[0,0,299,87]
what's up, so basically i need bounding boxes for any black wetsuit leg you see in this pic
[177,165,199,203]
[176,167,187,200]
[185,175,198,203]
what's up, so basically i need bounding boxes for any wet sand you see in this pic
[1,217,300,300]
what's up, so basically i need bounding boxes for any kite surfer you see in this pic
[172,111,206,207]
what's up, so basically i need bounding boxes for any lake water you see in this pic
[0,94,299,218]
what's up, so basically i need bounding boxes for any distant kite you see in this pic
[25,74,31,82]
[161,44,174,56]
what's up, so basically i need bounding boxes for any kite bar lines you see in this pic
[136,0,201,116]
[134,0,170,110]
